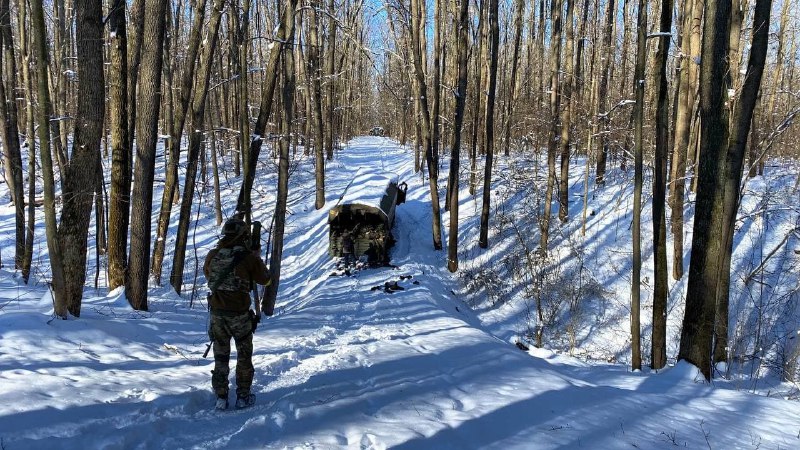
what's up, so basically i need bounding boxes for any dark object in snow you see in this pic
[235,393,256,409]
[515,341,530,351]
[328,169,408,267]
[413,281,420,285]
[399,275,413,281]
[215,396,228,411]
[370,126,385,136]
[384,281,404,293]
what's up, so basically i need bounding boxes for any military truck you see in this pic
[328,169,407,265]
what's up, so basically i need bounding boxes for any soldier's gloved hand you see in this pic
[249,310,260,333]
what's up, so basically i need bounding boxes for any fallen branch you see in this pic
[744,227,800,285]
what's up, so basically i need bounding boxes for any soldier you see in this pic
[204,216,271,410]
[341,230,355,267]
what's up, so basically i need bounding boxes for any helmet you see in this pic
[222,217,249,241]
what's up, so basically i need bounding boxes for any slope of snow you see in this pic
[0,137,799,449]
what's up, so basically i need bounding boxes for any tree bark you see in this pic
[651,0,674,371]
[447,0,469,273]
[151,0,208,286]
[669,0,693,281]
[678,0,731,380]
[478,0,500,249]
[631,0,647,372]
[410,0,443,250]
[308,0,326,210]
[558,0,575,222]
[262,0,299,316]
[0,0,24,270]
[539,0,562,253]
[236,0,297,215]
[324,0,336,160]
[30,0,67,316]
[712,0,772,366]
[107,0,130,291]
[595,0,616,186]
[502,0,524,158]
[127,0,169,311]
[169,0,228,294]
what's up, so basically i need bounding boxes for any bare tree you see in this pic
[501,0,524,158]
[263,0,300,316]
[107,0,130,291]
[410,0,443,249]
[478,0,499,249]
[0,0,24,270]
[712,0,772,365]
[308,0,326,210]
[595,0,616,185]
[30,0,67,316]
[651,0,674,371]
[558,0,575,222]
[151,0,208,286]
[631,0,647,372]
[678,0,732,380]
[539,0,562,253]
[236,0,298,214]
[447,0,470,273]
[169,0,229,294]
[127,0,169,311]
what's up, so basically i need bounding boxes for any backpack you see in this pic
[207,246,250,294]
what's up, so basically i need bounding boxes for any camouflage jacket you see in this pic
[204,245,271,314]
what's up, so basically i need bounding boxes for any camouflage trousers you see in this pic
[209,312,254,398]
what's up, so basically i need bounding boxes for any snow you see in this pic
[335,167,398,219]
[1,136,799,449]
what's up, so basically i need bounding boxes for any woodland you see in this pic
[0,0,797,383]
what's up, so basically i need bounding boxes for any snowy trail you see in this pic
[1,137,800,449]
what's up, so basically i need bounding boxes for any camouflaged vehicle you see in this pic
[328,169,407,264]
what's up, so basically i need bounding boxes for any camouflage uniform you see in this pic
[204,219,271,403]
[209,312,255,398]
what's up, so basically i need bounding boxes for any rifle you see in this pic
[250,221,263,324]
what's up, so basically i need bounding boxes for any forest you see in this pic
[0,0,798,385]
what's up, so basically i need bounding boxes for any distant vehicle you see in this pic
[328,169,407,265]
[369,126,385,137]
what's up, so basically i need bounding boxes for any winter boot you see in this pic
[215,396,229,411]
[235,393,256,409]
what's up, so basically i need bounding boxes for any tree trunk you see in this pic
[447,0,469,273]
[151,0,208,286]
[127,0,168,311]
[127,0,146,161]
[236,0,297,215]
[324,0,336,160]
[169,0,227,294]
[651,0,674,371]
[631,0,647,373]
[107,0,130,291]
[410,0,443,250]
[308,0,326,210]
[595,0,616,186]
[558,0,575,223]
[678,0,731,380]
[468,0,486,196]
[0,0,24,270]
[478,0,500,249]
[669,0,693,281]
[16,0,35,283]
[263,0,299,316]
[539,0,562,253]
[502,0,524,158]
[712,0,772,366]
[30,0,67,316]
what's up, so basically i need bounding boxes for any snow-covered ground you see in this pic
[1,136,799,449]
